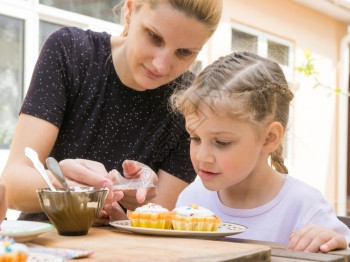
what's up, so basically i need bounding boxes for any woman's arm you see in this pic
[0,182,8,223]
[2,114,59,212]
[2,114,121,214]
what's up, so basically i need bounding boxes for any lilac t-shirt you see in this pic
[176,175,350,243]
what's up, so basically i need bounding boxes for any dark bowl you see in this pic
[37,187,108,236]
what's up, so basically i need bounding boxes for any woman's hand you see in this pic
[288,224,348,252]
[109,160,158,211]
[93,197,127,226]
[59,159,123,202]
[61,159,157,225]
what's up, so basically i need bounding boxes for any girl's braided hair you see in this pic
[170,51,294,174]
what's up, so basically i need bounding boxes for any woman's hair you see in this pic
[170,51,294,174]
[114,0,222,37]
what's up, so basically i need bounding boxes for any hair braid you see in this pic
[170,51,294,174]
[271,144,288,174]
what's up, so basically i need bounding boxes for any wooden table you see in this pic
[30,226,270,261]
[223,238,350,262]
[29,226,350,262]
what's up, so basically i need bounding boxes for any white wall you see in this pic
[218,0,349,212]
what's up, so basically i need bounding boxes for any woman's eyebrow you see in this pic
[147,24,202,52]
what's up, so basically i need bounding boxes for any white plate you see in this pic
[110,220,247,239]
[0,220,54,242]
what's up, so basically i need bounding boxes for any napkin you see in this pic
[28,244,94,259]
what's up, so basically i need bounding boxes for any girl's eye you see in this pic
[216,140,231,147]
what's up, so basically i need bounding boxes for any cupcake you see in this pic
[127,203,173,229]
[172,204,221,231]
[0,237,28,262]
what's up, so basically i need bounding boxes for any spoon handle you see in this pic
[25,147,56,191]
[46,157,70,191]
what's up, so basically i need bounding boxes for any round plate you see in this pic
[110,220,247,239]
[0,220,54,242]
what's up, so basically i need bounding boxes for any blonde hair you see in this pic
[170,52,294,174]
[114,0,222,37]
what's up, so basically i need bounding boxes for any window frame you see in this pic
[231,22,295,82]
[0,0,123,154]
[231,21,295,164]
[1,0,122,92]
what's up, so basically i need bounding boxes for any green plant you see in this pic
[296,49,346,96]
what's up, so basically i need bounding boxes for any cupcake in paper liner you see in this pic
[0,237,28,262]
[127,203,173,229]
[172,204,221,231]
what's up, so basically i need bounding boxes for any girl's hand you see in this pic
[288,224,348,252]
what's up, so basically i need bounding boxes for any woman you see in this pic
[1,0,222,224]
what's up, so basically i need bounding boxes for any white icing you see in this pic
[173,206,215,217]
[135,203,169,213]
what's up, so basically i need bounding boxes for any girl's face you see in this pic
[185,105,267,191]
[122,1,210,91]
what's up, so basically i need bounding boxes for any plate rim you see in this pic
[0,220,54,237]
[109,219,247,237]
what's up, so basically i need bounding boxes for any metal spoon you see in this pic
[24,147,56,191]
[46,157,70,191]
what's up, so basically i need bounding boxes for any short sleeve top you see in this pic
[21,27,196,182]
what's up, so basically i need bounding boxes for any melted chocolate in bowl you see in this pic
[37,187,108,236]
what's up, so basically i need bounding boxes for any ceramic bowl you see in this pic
[37,187,108,236]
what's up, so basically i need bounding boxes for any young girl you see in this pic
[170,51,350,252]
[1,0,222,224]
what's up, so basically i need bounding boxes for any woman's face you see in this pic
[185,104,266,192]
[122,1,211,91]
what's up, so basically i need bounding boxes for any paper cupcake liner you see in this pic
[127,211,173,229]
[0,253,28,262]
[171,215,221,231]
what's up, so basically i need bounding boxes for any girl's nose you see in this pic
[195,145,215,163]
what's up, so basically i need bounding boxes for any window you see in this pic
[231,23,294,160]
[0,1,122,149]
[39,0,121,23]
[0,14,24,148]
[231,29,257,54]
[231,22,294,81]
[39,21,63,50]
